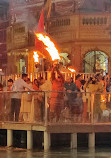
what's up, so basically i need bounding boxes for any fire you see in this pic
[33,51,39,63]
[35,33,60,61]
[101,95,106,103]
[68,67,76,73]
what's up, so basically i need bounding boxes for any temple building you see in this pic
[6,0,111,75]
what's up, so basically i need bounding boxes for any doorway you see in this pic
[19,59,26,73]
[83,51,108,74]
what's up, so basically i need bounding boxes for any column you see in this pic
[44,131,50,151]
[7,129,13,147]
[47,71,51,81]
[27,130,33,149]
[88,133,95,148]
[44,92,48,126]
[70,133,77,149]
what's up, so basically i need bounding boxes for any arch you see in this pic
[83,50,108,74]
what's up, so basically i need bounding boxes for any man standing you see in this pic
[11,74,34,121]
[50,64,64,122]
[3,79,13,121]
[75,74,82,91]
[64,76,77,107]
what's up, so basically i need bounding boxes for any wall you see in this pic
[48,12,111,73]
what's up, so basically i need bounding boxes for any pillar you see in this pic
[44,93,48,126]
[47,71,51,81]
[27,130,33,149]
[88,133,95,148]
[7,129,13,147]
[70,133,77,149]
[44,131,50,151]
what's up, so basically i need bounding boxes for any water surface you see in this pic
[0,148,111,158]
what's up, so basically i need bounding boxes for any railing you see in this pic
[0,72,94,86]
[0,91,111,124]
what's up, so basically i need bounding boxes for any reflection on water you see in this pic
[0,148,111,158]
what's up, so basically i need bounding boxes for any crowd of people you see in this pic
[0,65,111,123]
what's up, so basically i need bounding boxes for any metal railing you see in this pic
[0,72,94,86]
[0,91,111,125]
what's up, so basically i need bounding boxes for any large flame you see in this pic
[68,67,76,73]
[36,33,60,61]
[33,51,39,62]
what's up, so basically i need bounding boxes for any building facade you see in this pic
[7,0,111,75]
[7,0,44,75]
[48,12,111,74]
[0,0,9,73]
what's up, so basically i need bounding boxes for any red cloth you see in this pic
[75,80,82,90]
[52,79,64,92]
[36,9,44,33]
[35,9,45,52]
[50,78,64,112]
[33,84,39,91]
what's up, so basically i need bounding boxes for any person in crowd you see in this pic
[7,79,13,91]
[63,76,77,121]
[109,77,111,92]
[4,79,13,91]
[50,63,64,122]
[105,75,111,92]
[106,73,110,82]
[39,77,52,92]
[83,77,97,121]
[64,76,77,107]
[94,73,104,122]
[75,74,82,91]
[71,92,83,122]
[20,77,33,122]
[84,77,95,92]
[38,77,45,87]
[70,77,74,83]
[32,77,43,122]
[39,77,52,122]
[101,76,105,84]
[80,80,88,122]
[85,74,104,122]
[11,73,34,122]
[33,79,39,91]
[3,79,13,121]
[26,78,32,88]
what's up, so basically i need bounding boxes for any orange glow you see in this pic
[35,33,60,61]
[33,51,39,62]
[68,67,76,73]
[101,95,106,103]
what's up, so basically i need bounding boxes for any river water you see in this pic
[0,148,111,158]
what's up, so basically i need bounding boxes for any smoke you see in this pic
[26,11,39,32]
[10,2,43,32]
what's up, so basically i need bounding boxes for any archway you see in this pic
[83,51,108,74]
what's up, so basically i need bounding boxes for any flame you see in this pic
[35,33,60,61]
[33,51,39,62]
[68,67,76,73]
[101,95,106,103]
